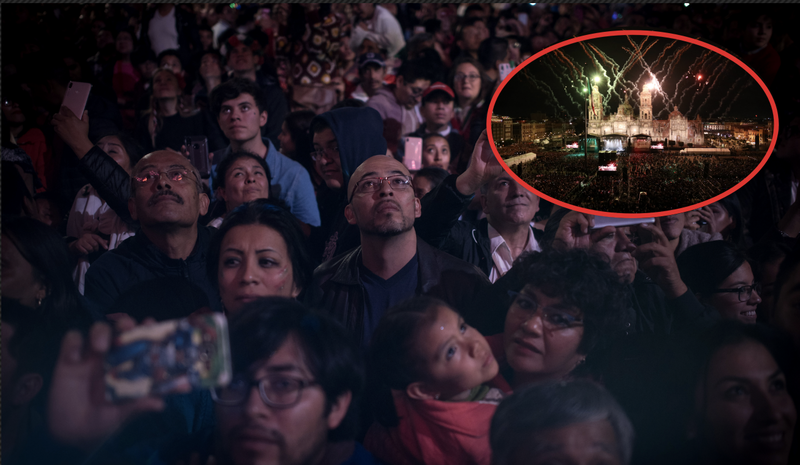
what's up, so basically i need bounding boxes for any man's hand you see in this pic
[48,322,165,452]
[52,107,93,159]
[632,222,688,299]
[684,210,701,231]
[455,130,504,196]
[69,233,109,256]
[777,200,800,238]
[552,211,595,250]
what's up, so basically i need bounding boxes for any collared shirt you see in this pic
[487,223,541,283]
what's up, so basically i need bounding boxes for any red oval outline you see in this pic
[486,29,779,219]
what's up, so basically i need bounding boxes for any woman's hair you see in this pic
[146,68,183,137]
[714,195,745,249]
[499,248,630,355]
[368,296,450,426]
[676,241,748,298]
[207,198,313,296]
[414,166,450,191]
[214,150,272,191]
[491,380,635,465]
[659,321,796,462]
[2,217,87,326]
[447,56,489,106]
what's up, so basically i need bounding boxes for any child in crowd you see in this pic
[365,296,505,465]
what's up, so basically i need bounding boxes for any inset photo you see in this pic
[490,30,777,217]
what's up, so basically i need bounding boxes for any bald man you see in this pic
[85,151,222,315]
[309,155,490,346]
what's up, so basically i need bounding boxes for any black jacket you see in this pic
[84,226,222,315]
[77,146,133,224]
[139,6,201,69]
[306,237,491,346]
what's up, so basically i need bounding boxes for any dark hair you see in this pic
[478,37,510,72]
[282,110,316,157]
[1,218,85,326]
[214,151,272,191]
[210,77,268,117]
[458,16,486,40]
[662,321,796,462]
[208,199,313,296]
[157,49,183,69]
[93,131,145,168]
[368,296,448,426]
[2,297,64,410]
[228,298,364,441]
[715,195,745,248]
[331,98,367,110]
[676,241,748,297]
[491,380,634,465]
[131,47,157,67]
[396,59,435,86]
[499,248,629,354]
[414,166,449,192]
[447,56,489,104]
[310,117,331,135]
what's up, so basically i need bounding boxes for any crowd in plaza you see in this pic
[3,3,800,465]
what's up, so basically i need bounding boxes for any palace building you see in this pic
[587,83,705,145]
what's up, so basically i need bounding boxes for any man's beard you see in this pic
[361,217,414,238]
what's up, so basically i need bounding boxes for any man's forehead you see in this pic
[136,152,190,172]
[313,127,336,144]
[349,156,408,190]
[222,93,256,106]
[251,335,312,377]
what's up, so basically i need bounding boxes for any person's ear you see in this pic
[290,282,301,299]
[480,192,489,215]
[12,373,43,406]
[128,197,138,221]
[414,197,421,219]
[396,75,405,88]
[344,204,357,225]
[198,192,210,216]
[259,111,268,128]
[406,382,438,401]
[326,390,352,430]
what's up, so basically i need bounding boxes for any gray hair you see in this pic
[490,380,634,465]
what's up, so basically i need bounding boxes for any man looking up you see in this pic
[210,78,320,229]
[367,59,433,154]
[432,174,541,282]
[351,53,387,102]
[309,155,491,346]
[84,150,220,314]
[407,82,466,170]
[220,32,288,145]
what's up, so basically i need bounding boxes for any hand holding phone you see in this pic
[61,81,92,120]
[104,314,231,401]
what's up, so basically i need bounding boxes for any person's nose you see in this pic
[508,181,526,198]
[616,231,636,253]
[751,388,785,425]
[378,178,394,196]
[240,257,259,285]
[748,288,762,305]
[243,384,268,419]
[245,172,256,184]
[520,312,544,337]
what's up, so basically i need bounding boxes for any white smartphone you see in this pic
[61,81,92,119]
[592,216,656,229]
[498,63,513,82]
[403,137,423,171]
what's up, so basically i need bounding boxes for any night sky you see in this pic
[493,35,773,121]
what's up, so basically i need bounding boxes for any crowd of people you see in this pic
[3,3,800,465]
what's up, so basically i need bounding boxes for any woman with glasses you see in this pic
[448,57,489,153]
[484,248,629,389]
[677,241,762,324]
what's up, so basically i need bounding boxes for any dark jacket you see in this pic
[77,146,133,224]
[84,226,222,315]
[256,71,290,148]
[309,107,388,262]
[307,237,491,345]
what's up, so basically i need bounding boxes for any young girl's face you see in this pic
[414,305,499,400]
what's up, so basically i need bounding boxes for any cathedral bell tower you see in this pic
[589,84,603,120]
[640,83,653,121]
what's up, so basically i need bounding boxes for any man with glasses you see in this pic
[367,59,433,154]
[210,78,320,229]
[308,155,490,346]
[84,150,222,314]
[46,298,379,465]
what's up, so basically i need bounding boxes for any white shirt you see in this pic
[148,7,179,56]
[350,5,406,58]
[487,223,541,283]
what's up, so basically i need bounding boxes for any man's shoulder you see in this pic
[366,87,397,112]
[313,247,361,282]
[421,239,488,279]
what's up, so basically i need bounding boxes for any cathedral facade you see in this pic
[587,83,705,145]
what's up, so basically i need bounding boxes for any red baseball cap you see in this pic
[422,82,455,102]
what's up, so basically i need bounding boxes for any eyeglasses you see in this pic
[709,283,761,302]
[348,175,412,203]
[311,145,339,163]
[211,375,318,408]
[454,73,481,82]
[133,169,194,186]
[507,290,584,331]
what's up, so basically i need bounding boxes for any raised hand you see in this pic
[632,222,688,299]
[552,211,595,250]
